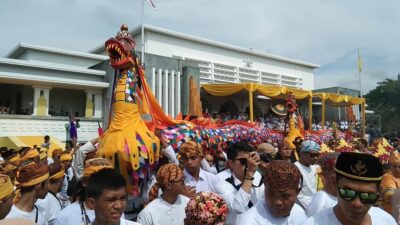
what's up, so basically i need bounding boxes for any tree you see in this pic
[365,78,400,133]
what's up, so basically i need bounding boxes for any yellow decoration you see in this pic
[285,115,303,151]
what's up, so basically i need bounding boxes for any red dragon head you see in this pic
[105,24,136,69]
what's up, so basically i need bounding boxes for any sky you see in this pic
[1,0,399,94]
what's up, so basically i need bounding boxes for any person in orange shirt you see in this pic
[381,151,400,214]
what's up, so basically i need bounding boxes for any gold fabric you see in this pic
[0,175,13,200]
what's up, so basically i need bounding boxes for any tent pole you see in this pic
[249,90,253,121]
[322,97,325,130]
[308,96,312,131]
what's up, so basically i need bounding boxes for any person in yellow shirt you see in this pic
[381,151,400,214]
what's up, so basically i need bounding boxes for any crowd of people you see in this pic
[1,132,400,225]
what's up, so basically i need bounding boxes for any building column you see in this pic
[32,86,51,116]
[163,70,169,114]
[176,72,181,114]
[169,71,175,118]
[85,90,103,118]
[157,68,163,104]
[85,91,94,118]
[151,67,156,95]
[93,93,103,118]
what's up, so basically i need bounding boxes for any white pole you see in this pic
[163,70,169,114]
[140,0,145,66]
[169,71,175,117]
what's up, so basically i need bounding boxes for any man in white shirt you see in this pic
[238,160,307,225]
[54,158,113,225]
[303,152,397,225]
[72,137,99,179]
[294,140,320,210]
[37,163,65,225]
[178,141,219,193]
[215,141,264,225]
[138,163,189,225]
[6,163,49,225]
[86,168,140,225]
[307,153,338,216]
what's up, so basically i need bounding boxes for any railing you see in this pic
[188,58,304,89]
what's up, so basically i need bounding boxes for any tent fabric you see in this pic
[201,83,364,106]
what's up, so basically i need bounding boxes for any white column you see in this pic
[176,72,181,114]
[32,86,51,116]
[94,93,103,118]
[163,70,169,114]
[151,67,156,95]
[157,68,162,104]
[32,88,40,116]
[169,71,175,117]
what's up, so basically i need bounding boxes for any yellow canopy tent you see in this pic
[201,82,366,136]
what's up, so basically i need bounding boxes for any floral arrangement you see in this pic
[185,192,228,225]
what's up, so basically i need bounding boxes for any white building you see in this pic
[102,25,318,89]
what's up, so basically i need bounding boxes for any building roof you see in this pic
[7,43,108,61]
[91,24,319,69]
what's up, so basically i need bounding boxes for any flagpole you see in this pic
[140,0,145,66]
[358,48,362,97]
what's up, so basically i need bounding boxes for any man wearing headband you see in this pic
[294,140,320,210]
[37,163,65,225]
[5,163,49,225]
[86,168,139,225]
[381,151,400,214]
[0,161,17,184]
[303,152,396,225]
[179,141,219,193]
[307,153,339,216]
[215,141,263,225]
[138,163,189,225]
[54,158,112,225]
[238,161,307,225]
[59,152,73,208]
[19,148,40,166]
[0,174,14,220]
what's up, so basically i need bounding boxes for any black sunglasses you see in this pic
[338,187,379,204]
[234,158,247,166]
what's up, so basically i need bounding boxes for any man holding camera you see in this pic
[215,141,264,225]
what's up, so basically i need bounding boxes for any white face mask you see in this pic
[217,160,226,168]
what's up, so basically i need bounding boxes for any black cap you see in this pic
[335,152,383,181]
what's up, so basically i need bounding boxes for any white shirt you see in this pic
[54,202,95,225]
[306,190,337,217]
[162,145,179,165]
[137,195,189,225]
[215,174,264,225]
[6,204,48,225]
[73,141,96,179]
[237,200,307,225]
[120,218,141,225]
[184,168,219,193]
[36,192,62,225]
[303,207,397,225]
[294,161,317,209]
[216,169,263,186]
[216,169,232,181]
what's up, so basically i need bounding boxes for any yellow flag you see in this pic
[357,49,362,72]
